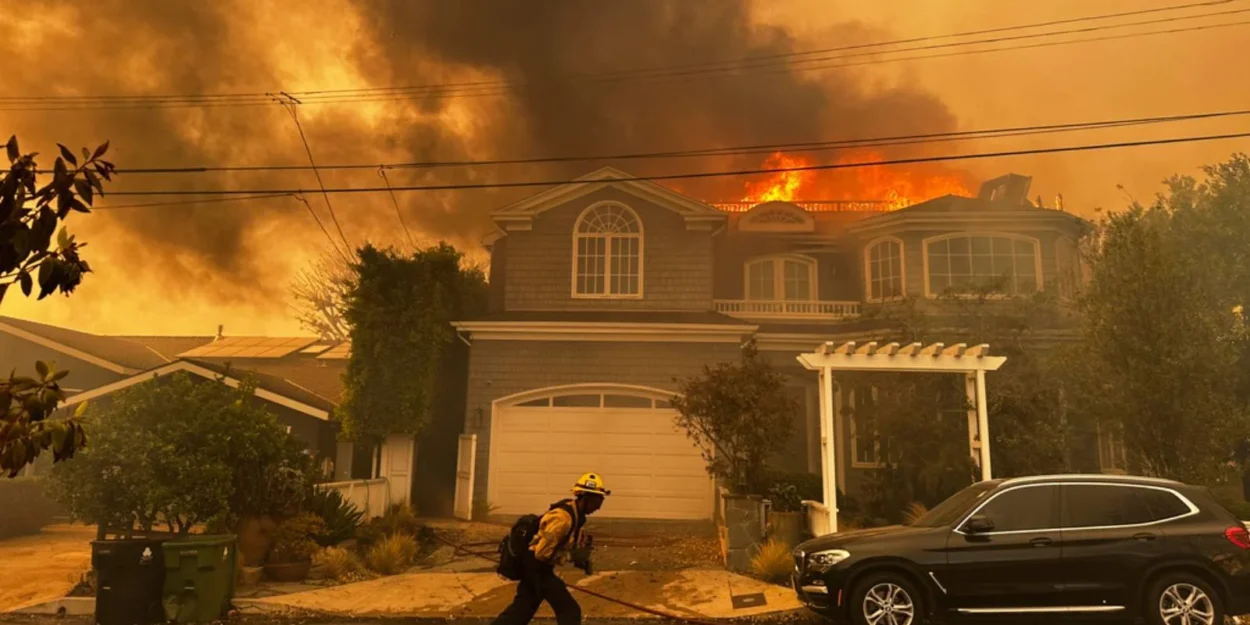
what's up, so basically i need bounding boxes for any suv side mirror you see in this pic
[963,515,995,534]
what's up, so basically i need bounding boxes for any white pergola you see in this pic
[797,341,1007,533]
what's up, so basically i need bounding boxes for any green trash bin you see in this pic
[161,534,237,623]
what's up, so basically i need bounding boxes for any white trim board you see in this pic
[451,320,757,343]
[0,321,135,375]
[61,361,331,421]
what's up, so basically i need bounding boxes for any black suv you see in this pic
[792,474,1250,624]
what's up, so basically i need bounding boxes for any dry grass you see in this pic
[750,538,793,584]
[365,534,419,575]
[313,546,370,583]
[902,502,929,525]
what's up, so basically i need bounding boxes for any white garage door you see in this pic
[489,388,712,520]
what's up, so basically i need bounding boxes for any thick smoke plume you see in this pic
[0,0,964,333]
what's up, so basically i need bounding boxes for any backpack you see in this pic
[495,501,580,581]
[496,513,542,581]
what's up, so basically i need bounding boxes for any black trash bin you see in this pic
[92,539,167,625]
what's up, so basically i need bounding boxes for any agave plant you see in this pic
[305,488,364,547]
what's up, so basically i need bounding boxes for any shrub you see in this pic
[0,478,63,539]
[672,342,799,493]
[269,513,326,564]
[471,498,498,521]
[50,373,316,535]
[356,503,423,550]
[305,488,363,546]
[750,538,793,584]
[366,533,419,575]
[313,546,369,582]
[902,502,929,526]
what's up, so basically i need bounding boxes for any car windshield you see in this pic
[908,482,997,528]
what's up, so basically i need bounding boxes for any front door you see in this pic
[939,484,1065,613]
[1059,482,1190,611]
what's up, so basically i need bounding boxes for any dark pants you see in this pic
[492,557,581,625]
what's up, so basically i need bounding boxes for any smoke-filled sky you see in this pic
[2,0,1248,336]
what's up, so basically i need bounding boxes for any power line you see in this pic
[86,107,1250,175]
[88,194,293,210]
[379,167,416,249]
[1,3,1243,111]
[94,130,1250,199]
[275,94,353,256]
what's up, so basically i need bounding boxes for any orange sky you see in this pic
[2,0,1248,336]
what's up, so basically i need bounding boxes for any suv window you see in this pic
[964,485,1059,532]
[1138,488,1193,521]
[1061,484,1185,528]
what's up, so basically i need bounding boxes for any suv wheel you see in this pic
[850,572,923,625]
[1146,573,1224,625]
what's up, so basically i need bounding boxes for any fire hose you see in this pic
[430,532,728,625]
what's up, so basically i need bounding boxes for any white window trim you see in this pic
[863,236,907,303]
[743,253,818,302]
[920,231,1045,299]
[1097,422,1128,475]
[570,201,645,300]
[849,386,886,469]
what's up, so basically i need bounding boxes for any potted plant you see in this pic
[766,482,806,549]
[264,513,326,582]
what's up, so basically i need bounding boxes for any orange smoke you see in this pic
[740,150,975,208]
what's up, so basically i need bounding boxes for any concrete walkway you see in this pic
[240,569,803,620]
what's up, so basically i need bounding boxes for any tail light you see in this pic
[1225,525,1250,549]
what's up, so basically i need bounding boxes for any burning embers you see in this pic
[739,150,975,209]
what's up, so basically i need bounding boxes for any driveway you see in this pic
[0,525,94,613]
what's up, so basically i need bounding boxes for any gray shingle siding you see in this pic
[502,186,714,311]
[463,339,741,503]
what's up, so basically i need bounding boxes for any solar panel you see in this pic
[316,343,352,360]
[301,344,332,354]
[177,336,317,359]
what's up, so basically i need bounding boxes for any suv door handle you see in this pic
[1030,537,1053,547]
[1133,532,1157,542]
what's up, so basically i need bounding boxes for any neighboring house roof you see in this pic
[62,359,334,421]
[0,315,200,374]
[185,359,339,413]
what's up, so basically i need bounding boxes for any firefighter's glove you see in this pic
[570,546,593,575]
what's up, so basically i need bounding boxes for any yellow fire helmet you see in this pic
[571,472,611,497]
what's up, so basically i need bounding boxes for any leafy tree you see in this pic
[290,248,353,342]
[339,243,487,448]
[50,372,315,535]
[843,290,1076,520]
[1066,154,1250,484]
[671,341,799,494]
[1,135,114,477]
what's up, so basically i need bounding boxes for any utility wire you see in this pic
[275,93,353,256]
[94,130,1250,199]
[0,2,1242,110]
[84,107,1250,175]
[379,166,417,250]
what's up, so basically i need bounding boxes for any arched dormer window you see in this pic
[864,237,905,302]
[923,232,1042,297]
[573,202,642,298]
[739,201,815,233]
[745,254,816,301]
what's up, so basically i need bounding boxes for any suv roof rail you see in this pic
[1000,473,1183,487]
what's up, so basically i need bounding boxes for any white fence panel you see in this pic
[454,434,477,520]
[318,478,390,520]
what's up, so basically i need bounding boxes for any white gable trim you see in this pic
[492,167,725,231]
[0,321,135,375]
[61,361,331,421]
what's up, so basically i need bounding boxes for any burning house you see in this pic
[451,164,1092,521]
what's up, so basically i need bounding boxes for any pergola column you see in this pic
[798,341,1007,534]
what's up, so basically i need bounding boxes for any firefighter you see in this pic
[492,473,609,625]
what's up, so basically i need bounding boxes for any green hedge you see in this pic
[0,478,64,539]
